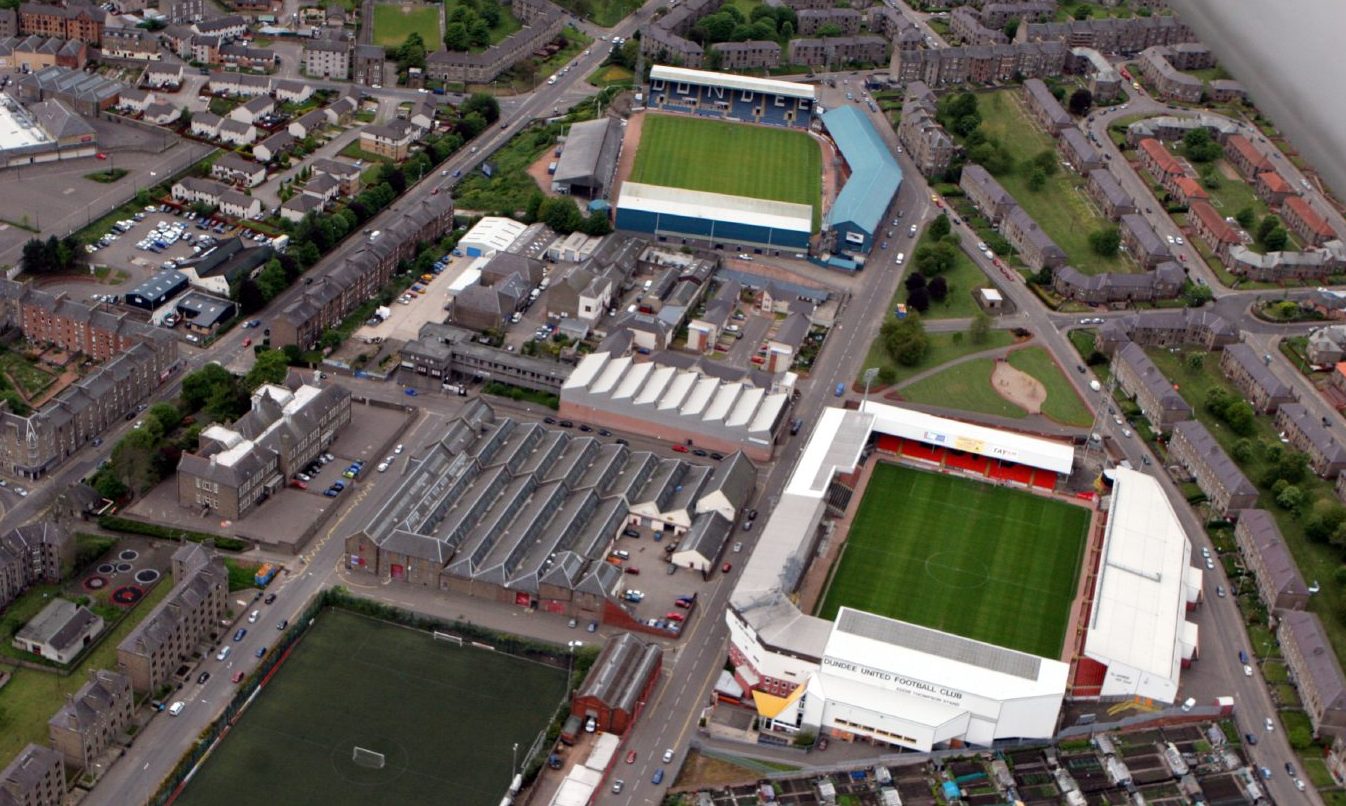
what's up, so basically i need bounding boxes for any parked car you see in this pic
[196,671,210,684]
[233,628,247,641]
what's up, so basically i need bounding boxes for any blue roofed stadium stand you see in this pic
[821,107,902,259]
[646,65,815,129]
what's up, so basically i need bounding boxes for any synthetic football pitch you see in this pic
[816,463,1090,659]
[628,114,821,218]
[176,609,565,806]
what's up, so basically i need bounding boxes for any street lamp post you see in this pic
[861,367,878,410]
[511,742,518,782]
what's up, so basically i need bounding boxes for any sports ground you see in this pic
[816,463,1090,659]
[628,114,822,219]
[177,609,565,806]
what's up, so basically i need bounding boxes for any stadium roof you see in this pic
[821,106,902,238]
[617,182,812,235]
[823,608,1070,701]
[1084,468,1195,699]
[553,117,619,186]
[859,400,1075,474]
[650,65,816,101]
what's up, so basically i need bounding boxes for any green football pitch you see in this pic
[629,114,821,222]
[816,463,1090,659]
[176,609,565,806]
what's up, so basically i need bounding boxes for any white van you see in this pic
[168,701,185,716]
[894,252,905,265]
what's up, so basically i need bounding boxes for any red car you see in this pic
[672,445,689,453]
[722,562,733,573]
[625,566,639,575]
[242,337,252,347]
[664,612,685,622]
[625,751,637,764]
[96,153,107,160]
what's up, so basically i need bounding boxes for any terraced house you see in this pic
[1218,343,1295,414]
[0,522,72,610]
[1274,403,1346,478]
[1234,509,1309,612]
[47,669,133,771]
[1111,342,1191,432]
[1168,420,1258,517]
[271,193,454,349]
[0,281,178,478]
[116,544,227,693]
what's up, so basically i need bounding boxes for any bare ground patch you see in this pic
[991,358,1045,414]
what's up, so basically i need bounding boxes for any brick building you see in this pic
[570,632,662,735]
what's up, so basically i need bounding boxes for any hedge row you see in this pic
[98,515,250,553]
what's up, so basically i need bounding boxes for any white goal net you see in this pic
[352,746,386,769]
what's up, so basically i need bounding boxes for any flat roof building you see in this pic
[1079,468,1199,704]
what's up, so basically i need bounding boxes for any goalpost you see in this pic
[352,746,386,770]
[433,631,463,646]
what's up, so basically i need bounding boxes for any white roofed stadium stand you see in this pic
[649,65,817,102]
[1080,467,1199,704]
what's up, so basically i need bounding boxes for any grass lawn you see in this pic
[444,0,522,51]
[551,0,640,26]
[630,114,821,223]
[974,90,1136,275]
[371,3,441,47]
[0,350,56,399]
[1144,346,1346,668]
[861,327,1015,387]
[899,358,1028,420]
[1007,346,1094,427]
[586,64,634,87]
[177,610,565,806]
[911,232,992,320]
[0,576,173,764]
[817,463,1090,658]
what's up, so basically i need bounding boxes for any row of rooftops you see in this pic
[355,400,755,596]
[0,33,83,58]
[1222,343,1293,403]
[275,193,453,330]
[1171,420,1257,499]
[1114,342,1191,417]
[18,63,123,105]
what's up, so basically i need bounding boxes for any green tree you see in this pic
[1304,501,1346,543]
[907,285,930,312]
[1088,227,1121,257]
[1264,227,1289,252]
[1026,168,1047,191]
[1256,215,1281,243]
[1067,87,1092,116]
[1182,126,1221,162]
[881,314,928,367]
[1223,400,1256,436]
[914,242,956,275]
[928,213,950,240]
[1230,438,1255,463]
[1234,206,1255,229]
[1185,352,1205,373]
[1275,484,1304,512]
[1002,17,1019,39]
[111,428,162,494]
[462,92,501,124]
[148,401,182,433]
[969,311,991,344]
[92,470,128,502]
[1031,149,1058,176]
[444,21,470,50]
[180,364,237,413]
[243,349,290,391]
[927,275,948,302]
